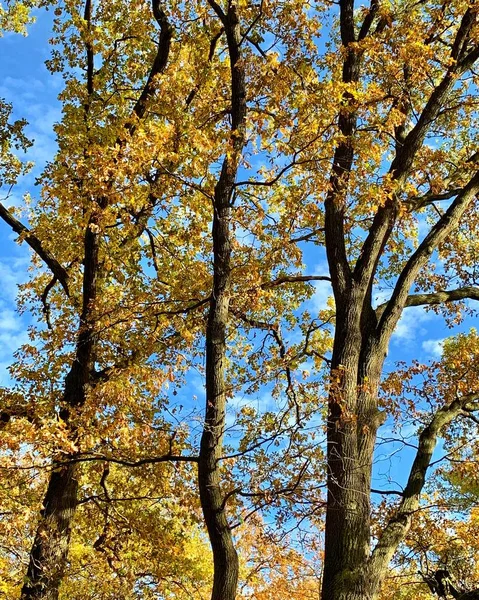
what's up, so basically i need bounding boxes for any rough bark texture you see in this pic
[21,465,79,600]
[198,3,246,600]
[20,219,100,600]
[320,3,479,600]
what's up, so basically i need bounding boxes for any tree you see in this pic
[3,1,479,600]
[1,0,209,596]
[313,2,479,597]
[0,1,308,598]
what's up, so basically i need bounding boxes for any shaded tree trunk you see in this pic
[198,3,246,600]
[21,463,79,600]
[320,3,479,599]
[20,221,100,600]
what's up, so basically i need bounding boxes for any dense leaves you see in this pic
[2,1,479,599]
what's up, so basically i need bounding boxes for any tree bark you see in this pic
[20,219,100,600]
[20,464,79,600]
[320,3,479,599]
[322,287,384,600]
[198,4,246,600]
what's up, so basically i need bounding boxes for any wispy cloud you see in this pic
[0,68,60,184]
[0,258,30,379]
[391,305,437,346]
[421,338,445,358]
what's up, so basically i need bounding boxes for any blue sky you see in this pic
[0,10,61,383]
[0,8,475,497]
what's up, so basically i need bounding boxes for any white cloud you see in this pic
[0,330,28,360]
[391,305,436,346]
[421,338,445,358]
[0,309,21,331]
[0,256,29,300]
[0,73,60,179]
[0,259,30,380]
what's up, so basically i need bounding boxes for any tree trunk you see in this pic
[198,157,239,600]
[20,220,100,599]
[198,4,246,600]
[321,288,384,600]
[21,462,79,600]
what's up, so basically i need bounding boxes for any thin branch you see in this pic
[405,188,462,210]
[371,488,404,497]
[185,27,224,107]
[223,458,311,509]
[239,0,263,46]
[231,308,301,424]
[153,296,209,317]
[40,276,58,330]
[288,228,325,244]
[260,274,331,289]
[56,452,199,467]
[368,393,479,582]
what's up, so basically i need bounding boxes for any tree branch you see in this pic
[354,11,479,292]
[378,172,479,344]
[368,393,479,582]
[0,202,70,297]
[186,27,224,107]
[207,0,227,25]
[260,274,331,289]
[376,285,479,319]
[406,188,463,211]
[56,452,198,467]
[358,0,379,41]
[128,0,172,133]
[324,0,358,301]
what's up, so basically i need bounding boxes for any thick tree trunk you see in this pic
[321,287,386,600]
[19,371,90,599]
[322,364,385,600]
[21,462,79,600]
[20,220,99,598]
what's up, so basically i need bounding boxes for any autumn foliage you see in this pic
[1,1,479,599]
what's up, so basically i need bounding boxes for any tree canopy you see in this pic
[2,1,479,599]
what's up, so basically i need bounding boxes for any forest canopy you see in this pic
[1,1,479,599]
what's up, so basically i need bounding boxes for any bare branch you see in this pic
[56,452,199,467]
[376,285,479,319]
[261,274,331,289]
[371,488,404,497]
